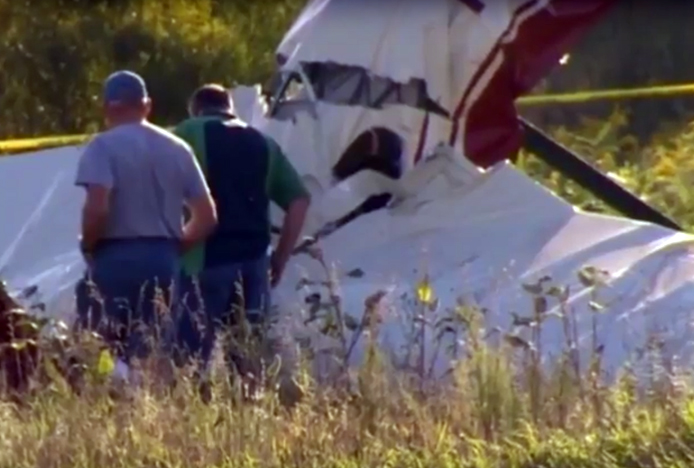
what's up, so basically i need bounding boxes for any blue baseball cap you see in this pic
[103,70,148,105]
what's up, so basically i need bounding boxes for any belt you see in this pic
[94,236,179,251]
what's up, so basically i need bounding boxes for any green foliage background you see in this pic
[0,0,305,137]
[2,1,694,229]
[517,108,694,230]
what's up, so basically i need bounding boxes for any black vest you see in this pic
[201,119,271,266]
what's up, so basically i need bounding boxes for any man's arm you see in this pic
[266,137,311,285]
[74,138,113,253]
[273,195,310,284]
[180,144,217,252]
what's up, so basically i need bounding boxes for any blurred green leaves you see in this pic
[0,0,304,140]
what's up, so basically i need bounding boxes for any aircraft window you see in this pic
[275,73,309,104]
[329,127,405,228]
[270,72,316,121]
[268,61,449,119]
[284,78,306,101]
[295,61,450,117]
[333,127,404,182]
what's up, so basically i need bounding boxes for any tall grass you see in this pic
[2,355,694,467]
[2,260,694,468]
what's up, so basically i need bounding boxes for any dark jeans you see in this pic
[176,254,271,375]
[75,238,179,363]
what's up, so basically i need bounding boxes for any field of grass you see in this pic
[2,263,694,467]
[1,369,693,467]
[2,321,694,467]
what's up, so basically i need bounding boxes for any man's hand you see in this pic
[270,251,287,288]
[79,236,94,267]
[179,235,198,255]
[272,196,310,288]
[182,194,217,251]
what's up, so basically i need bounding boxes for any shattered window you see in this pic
[284,77,306,101]
[269,60,449,121]
[294,60,450,118]
[270,72,316,121]
[273,72,309,104]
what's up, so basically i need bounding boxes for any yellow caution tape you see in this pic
[517,83,694,106]
[0,134,90,154]
[2,83,693,155]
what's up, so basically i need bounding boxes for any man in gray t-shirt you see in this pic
[74,70,217,375]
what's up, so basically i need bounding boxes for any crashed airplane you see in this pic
[1,0,692,379]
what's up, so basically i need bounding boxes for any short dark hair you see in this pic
[189,84,232,115]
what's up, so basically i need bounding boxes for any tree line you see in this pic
[0,0,304,139]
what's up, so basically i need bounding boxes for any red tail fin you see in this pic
[450,0,617,168]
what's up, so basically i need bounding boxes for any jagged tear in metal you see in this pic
[269,61,450,118]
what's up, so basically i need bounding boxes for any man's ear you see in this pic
[188,102,199,117]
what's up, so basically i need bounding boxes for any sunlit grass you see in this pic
[3,264,694,467]
[1,359,693,468]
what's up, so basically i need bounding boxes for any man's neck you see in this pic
[199,109,235,119]
[108,117,146,129]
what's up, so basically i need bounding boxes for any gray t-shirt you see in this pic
[75,121,209,240]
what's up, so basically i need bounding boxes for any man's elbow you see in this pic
[284,195,310,226]
[288,194,311,214]
[198,197,218,233]
[203,199,218,232]
[295,193,312,208]
[81,204,110,245]
[83,204,109,224]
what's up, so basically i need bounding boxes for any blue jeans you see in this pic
[75,238,179,363]
[176,254,271,373]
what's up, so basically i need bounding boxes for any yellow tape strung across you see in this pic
[2,83,693,155]
[518,83,694,105]
[0,135,89,154]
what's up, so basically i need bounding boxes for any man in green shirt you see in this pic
[173,84,310,394]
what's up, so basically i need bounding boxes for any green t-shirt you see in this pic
[174,115,308,275]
